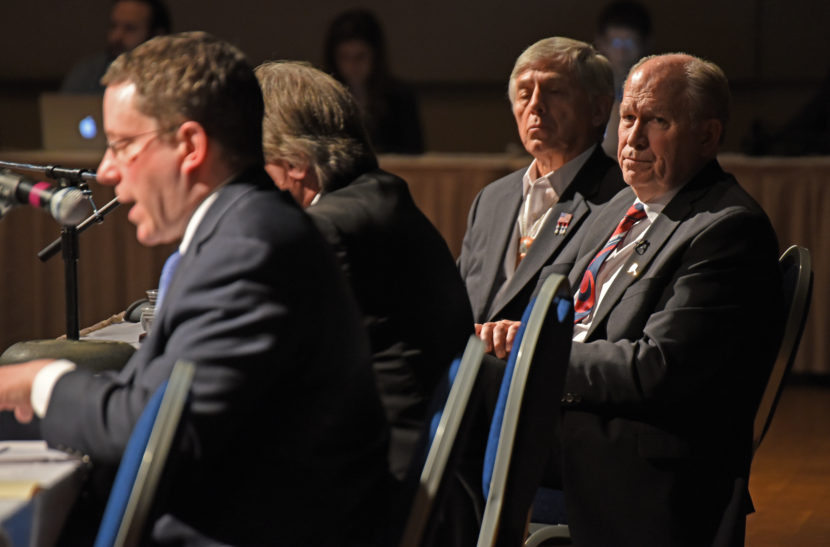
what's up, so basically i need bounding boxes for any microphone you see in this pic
[0,170,92,226]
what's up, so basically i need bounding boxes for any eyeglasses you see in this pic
[105,127,176,165]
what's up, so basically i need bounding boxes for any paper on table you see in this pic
[0,481,39,499]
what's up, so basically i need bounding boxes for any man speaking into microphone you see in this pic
[0,32,389,545]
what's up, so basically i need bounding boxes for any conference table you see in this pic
[0,150,826,375]
[0,441,86,547]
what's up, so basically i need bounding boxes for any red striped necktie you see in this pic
[574,202,646,323]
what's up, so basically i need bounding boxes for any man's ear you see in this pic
[591,94,615,129]
[178,121,208,176]
[286,161,310,182]
[699,118,723,156]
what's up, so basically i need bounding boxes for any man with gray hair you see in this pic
[256,61,473,481]
[459,36,624,332]
[483,53,784,546]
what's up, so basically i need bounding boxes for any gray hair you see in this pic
[508,36,614,105]
[255,61,377,192]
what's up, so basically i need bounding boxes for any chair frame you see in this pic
[478,273,572,547]
[753,244,813,452]
[400,335,485,547]
[95,359,195,547]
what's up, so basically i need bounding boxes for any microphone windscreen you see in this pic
[51,187,92,226]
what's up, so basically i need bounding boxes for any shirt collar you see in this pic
[178,174,236,254]
[522,144,597,199]
[638,184,684,223]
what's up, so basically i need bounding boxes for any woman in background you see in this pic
[324,9,424,154]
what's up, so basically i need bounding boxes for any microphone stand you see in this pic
[60,225,81,340]
[0,160,116,341]
[38,196,120,261]
[39,197,119,341]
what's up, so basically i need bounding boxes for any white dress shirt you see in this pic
[502,144,597,279]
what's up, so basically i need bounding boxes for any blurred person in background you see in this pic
[594,0,652,156]
[61,0,171,93]
[324,8,424,154]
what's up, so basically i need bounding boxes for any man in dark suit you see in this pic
[458,37,624,326]
[484,54,785,546]
[0,33,389,545]
[255,61,473,481]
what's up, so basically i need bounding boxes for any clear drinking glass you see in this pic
[140,289,158,333]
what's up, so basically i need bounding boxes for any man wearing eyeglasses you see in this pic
[0,32,390,545]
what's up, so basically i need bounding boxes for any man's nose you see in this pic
[96,150,120,187]
[625,120,647,149]
[528,86,546,114]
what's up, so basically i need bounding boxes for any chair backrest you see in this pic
[478,274,573,547]
[399,335,486,547]
[94,360,196,547]
[753,245,813,452]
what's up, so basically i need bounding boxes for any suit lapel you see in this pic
[486,148,616,320]
[477,173,523,310]
[160,172,266,317]
[488,195,588,318]
[583,166,716,338]
[583,205,683,337]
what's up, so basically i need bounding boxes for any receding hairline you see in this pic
[625,52,731,137]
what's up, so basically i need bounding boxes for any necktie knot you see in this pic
[618,202,647,234]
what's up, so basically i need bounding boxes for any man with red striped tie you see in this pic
[481,53,784,547]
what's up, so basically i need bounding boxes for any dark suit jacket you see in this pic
[458,146,623,323]
[40,170,390,546]
[309,169,472,480]
[543,160,785,547]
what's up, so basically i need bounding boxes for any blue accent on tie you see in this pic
[156,250,181,311]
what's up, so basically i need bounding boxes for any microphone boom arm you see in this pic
[0,160,97,184]
[38,196,120,262]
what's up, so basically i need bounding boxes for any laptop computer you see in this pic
[39,93,106,151]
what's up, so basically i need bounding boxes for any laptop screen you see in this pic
[39,93,106,151]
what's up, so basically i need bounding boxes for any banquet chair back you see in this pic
[94,360,195,547]
[399,335,486,547]
[753,245,813,452]
[477,274,573,547]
